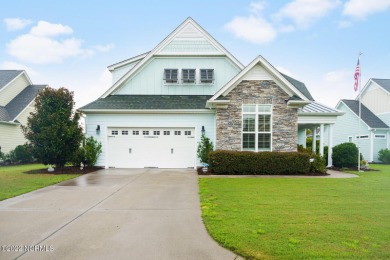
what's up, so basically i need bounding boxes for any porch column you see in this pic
[327,124,333,167]
[312,127,317,154]
[303,129,307,148]
[320,124,324,156]
[370,131,374,162]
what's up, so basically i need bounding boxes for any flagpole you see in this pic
[358,52,362,171]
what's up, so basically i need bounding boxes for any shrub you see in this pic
[297,144,313,155]
[197,133,214,164]
[378,149,390,164]
[208,150,310,175]
[84,136,102,167]
[332,142,358,168]
[310,154,327,174]
[70,146,86,167]
[13,144,34,163]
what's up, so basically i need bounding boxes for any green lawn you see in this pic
[0,164,81,201]
[199,164,390,259]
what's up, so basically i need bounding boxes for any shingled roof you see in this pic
[79,95,213,110]
[280,73,314,101]
[341,99,389,129]
[371,78,390,93]
[0,70,24,90]
[0,85,46,122]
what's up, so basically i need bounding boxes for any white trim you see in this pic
[107,52,150,71]
[79,109,214,114]
[357,79,390,100]
[0,121,20,125]
[327,124,333,167]
[101,17,244,98]
[374,134,387,139]
[210,55,309,102]
[370,131,374,162]
[320,124,324,156]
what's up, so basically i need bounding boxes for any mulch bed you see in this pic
[25,166,103,174]
[196,167,329,176]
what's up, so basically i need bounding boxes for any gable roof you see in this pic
[209,55,313,104]
[340,99,389,129]
[0,70,24,90]
[371,78,390,93]
[107,52,150,72]
[79,95,212,111]
[0,85,46,122]
[100,17,244,98]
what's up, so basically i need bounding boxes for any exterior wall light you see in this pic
[96,125,100,134]
[201,125,205,134]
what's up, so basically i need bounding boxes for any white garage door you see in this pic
[107,127,196,168]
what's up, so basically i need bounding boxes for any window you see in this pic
[164,69,178,83]
[356,135,369,139]
[122,130,128,135]
[143,131,149,135]
[111,130,118,135]
[375,134,386,139]
[174,131,181,135]
[185,131,191,135]
[200,69,214,83]
[133,130,139,135]
[163,131,170,135]
[182,69,195,83]
[242,104,272,151]
[348,136,353,142]
[153,130,160,136]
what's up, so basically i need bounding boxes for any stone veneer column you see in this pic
[215,80,298,152]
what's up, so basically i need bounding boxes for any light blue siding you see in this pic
[112,61,139,84]
[114,57,240,95]
[373,130,388,162]
[333,102,372,161]
[297,128,306,147]
[85,113,216,167]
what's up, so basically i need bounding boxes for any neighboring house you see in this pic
[0,70,46,153]
[331,79,390,162]
[79,17,343,169]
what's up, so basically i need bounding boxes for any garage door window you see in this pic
[175,131,181,135]
[153,131,160,135]
[143,131,149,135]
[164,131,170,135]
[133,130,139,135]
[185,131,191,135]
[122,130,128,135]
[112,130,118,135]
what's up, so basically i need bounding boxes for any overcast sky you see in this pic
[1,0,390,108]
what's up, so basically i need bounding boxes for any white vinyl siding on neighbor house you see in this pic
[0,74,30,106]
[361,82,390,115]
[0,106,33,153]
[114,57,240,96]
[242,104,272,152]
[85,113,216,167]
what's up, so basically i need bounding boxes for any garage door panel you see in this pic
[107,128,195,168]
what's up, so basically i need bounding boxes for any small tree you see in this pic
[378,148,390,164]
[22,87,83,168]
[197,133,214,164]
[84,136,102,167]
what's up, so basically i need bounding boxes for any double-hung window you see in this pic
[182,69,195,83]
[164,69,178,83]
[200,69,214,83]
[242,104,272,151]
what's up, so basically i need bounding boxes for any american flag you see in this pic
[354,58,360,92]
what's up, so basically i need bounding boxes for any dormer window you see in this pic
[182,69,195,83]
[164,69,178,83]
[200,69,214,83]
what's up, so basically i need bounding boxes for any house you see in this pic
[0,70,47,153]
[79,17,343,169]
[332,79,390,162]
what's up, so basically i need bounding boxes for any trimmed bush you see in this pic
[310,154,327,174]
[208,150,310,175]
[84,136,102,167]
[13,144,34,163]
[378,149,390,164]
[332,142,358,168]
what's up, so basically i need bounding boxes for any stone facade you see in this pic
[216,80,298,152]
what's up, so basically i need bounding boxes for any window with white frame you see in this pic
[200,69,214,83]
[163,131,170,135]
[174,131,181,135]
[164,69,178,83]
[348,136,353,142]
[153,130,160,136]
[375,134,386,139]
[356,135,369,139]
[182,69,195,83]
[111,130,118,135]
[184,131,191,136]
[133,130,139,135]
[242,104,272,151]
[122,130,128,135]
[143,130,149,135]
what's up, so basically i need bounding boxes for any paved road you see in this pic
[0,168,240,260]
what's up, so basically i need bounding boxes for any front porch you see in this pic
[297,102,344,167]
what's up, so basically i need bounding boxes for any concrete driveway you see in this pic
[0,169,240,260]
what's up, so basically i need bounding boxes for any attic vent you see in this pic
[200,69,214,83]
[182,69,195,83]
[164,69,178,83]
